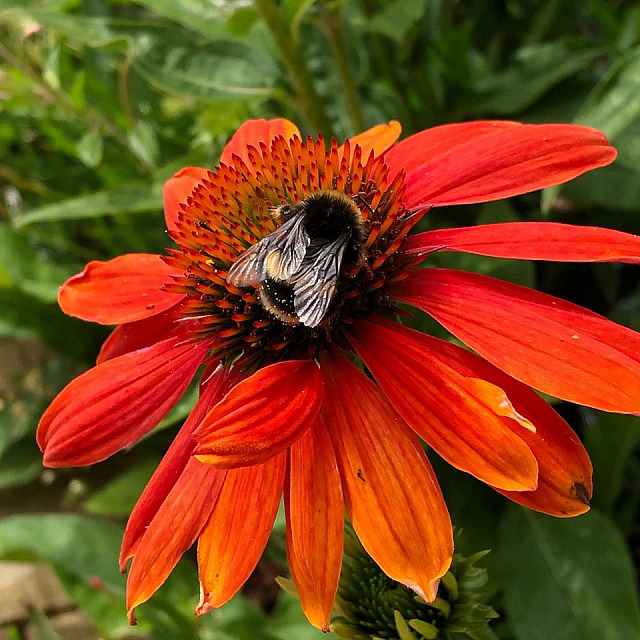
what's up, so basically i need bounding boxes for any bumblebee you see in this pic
[227,190,366,327]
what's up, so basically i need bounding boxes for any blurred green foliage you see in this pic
[1,0,640,638]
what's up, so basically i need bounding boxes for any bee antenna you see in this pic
[352,193,375,216]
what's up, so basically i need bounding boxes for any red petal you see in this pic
[286,417,343,630]
[194,360,322,468]
[163,167,210,234]
[38,337,210,467]
[407,222,640,264]
[97,302,189,364]
[58,254,182,325]
[393,269,640,412]
[384,120,521,182]
[340,121,402,159]
[196,453,286,613]
[120,367,240,569]
[320,349,453,602]
[408,335,593,516]
[393,123,616,209]
[349,320,538,491]
[126,458,226,623]
[220,118,301,168]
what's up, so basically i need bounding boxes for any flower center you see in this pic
[163,135,423,369]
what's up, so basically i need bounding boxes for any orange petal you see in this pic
[120,367,241,569]
[220,118,301,169]
[320,348,453,603]
[339,120,402,159]
[38,336,211,467]
[423,340,593,516]
[58,254,182,325]
[163,167,210,234]
[194,360,322,468]
[196,452,287,613]
[349,318,539,491]
[126,458,227,623]
[393,268,640,413]
[97,302,187,363]
[286,416,344,630]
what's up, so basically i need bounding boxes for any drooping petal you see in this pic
[320,348,453,603]
[38,337,211,467]
[286,417,343,630]
[340,120,402,160]
[384,120,521,181]
[194,360,322,468]
[97,302,188,364]
[120,367,240,569]
[220,118,301,168]
[58,254,182,325]
[407,222,640,264]
[126,458,226,623]
[393,269,640,413]
[407,333,593,516]
[392,123,616,209]
[349,319,539,491]
[196,452,287,613]
[163,167,211,234]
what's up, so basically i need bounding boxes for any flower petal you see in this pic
[126,458,226,623]
[384,120,521,182]
[120,367,240,569]
[340,120,402,159]
[38,337,211,467]
[286,417,343,630]
[196,453,287,613]
[393,123,616,209]
[58,254,182,325]
[407,222,640,264]
[193,360,322,468]
[410,336,593,516]
[349,319,539,491]
[97,302,188,364]
[163,167,211,234]
[320,348,453,603]
[220,118,301,168]
[393,269,640,413]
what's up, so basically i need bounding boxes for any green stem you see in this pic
[320,0,365,133]
[254,0,335,138]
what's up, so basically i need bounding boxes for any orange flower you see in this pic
[38,118,640,630]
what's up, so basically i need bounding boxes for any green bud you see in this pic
[330,529,498,640]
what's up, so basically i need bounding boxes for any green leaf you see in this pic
[584,411,640,511]
[14,183,162,227]
[575,47,640,140]
[0,224,77,302]
[128,121,159,169]
[497,508,640,640]
[0,440,41,489]
[0,514,125,594]
[134,0,233,41]
[133,40,278,100]
[363,0,428,43]
[83,457,160,517]
[475,42,601,114]
[76,129,104,168]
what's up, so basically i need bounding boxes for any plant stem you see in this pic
[320,0,364,133]
[254,0,335,138]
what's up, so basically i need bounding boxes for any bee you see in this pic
[227,190,366,328]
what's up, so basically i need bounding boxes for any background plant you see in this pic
[1,1,639,638]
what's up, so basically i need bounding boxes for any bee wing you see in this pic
[227,214,310,287]
[290,233,349,328]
